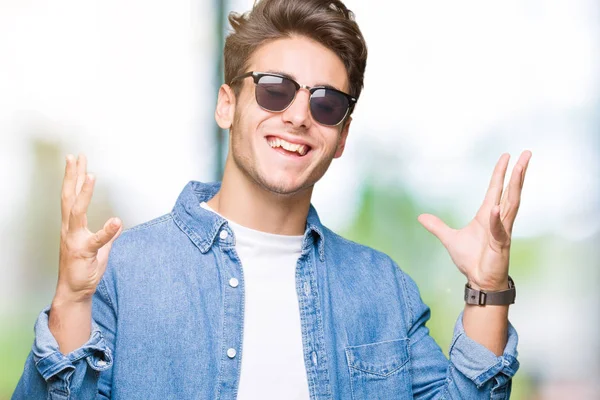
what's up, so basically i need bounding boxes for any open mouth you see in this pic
[266,135,311,157]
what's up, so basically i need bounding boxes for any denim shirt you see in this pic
[13,181,519,399]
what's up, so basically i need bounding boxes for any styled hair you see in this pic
[224,0,368,102]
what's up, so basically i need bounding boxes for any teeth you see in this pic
[267,137,308,155]
[281,141,298,152]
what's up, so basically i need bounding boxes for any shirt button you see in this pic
[229,278,239,288]
[219,230,228,240]
[227,348,237,358]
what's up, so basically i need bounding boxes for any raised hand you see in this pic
[417,151,532,291]
[50,154,122,354]
[56,154,123,301]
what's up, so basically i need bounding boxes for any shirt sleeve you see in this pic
[12,279,116,400]
[448,311,520,395]
[400,269,520,399]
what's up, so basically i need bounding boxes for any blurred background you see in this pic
[0,0,598,398]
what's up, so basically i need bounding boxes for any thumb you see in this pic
[95,222,123,267]
[88,217,122,252]
[418,213,454,247]
[106,221,123,248]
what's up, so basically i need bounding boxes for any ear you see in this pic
[215,84,236,129]
[334,116,352,159]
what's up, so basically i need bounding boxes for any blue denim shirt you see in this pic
[13,181,519,399]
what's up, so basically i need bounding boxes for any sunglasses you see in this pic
[230,71,357,126]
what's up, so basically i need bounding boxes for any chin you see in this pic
[256,173,313,196]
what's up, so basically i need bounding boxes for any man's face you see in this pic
[220,35,351,196]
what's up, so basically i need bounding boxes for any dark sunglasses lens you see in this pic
[255,75,296,111]
[310,88,349,126]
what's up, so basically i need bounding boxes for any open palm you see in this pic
[418,151,532,291]
[57,154,122,301]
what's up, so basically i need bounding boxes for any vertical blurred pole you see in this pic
[214,0,227,179]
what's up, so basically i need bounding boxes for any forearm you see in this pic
[13,302,114,399]
[402,269,518,398]
[409,306,518,399]
[462,277,511,356]
[462,303,509,356]
[49,295,93,355]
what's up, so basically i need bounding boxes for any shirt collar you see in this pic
[171,181,326,261]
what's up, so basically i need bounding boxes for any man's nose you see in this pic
[281,89,312,128]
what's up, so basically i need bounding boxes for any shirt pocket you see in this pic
[345,338,412,400]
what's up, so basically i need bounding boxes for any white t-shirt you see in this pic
[200,202,310,400]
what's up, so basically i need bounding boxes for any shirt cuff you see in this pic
[448,311,520,389]
[32,306,113,381]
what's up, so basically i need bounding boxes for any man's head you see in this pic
[215,0,367,196]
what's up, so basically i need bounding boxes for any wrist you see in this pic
[50,295,93,322]
[50,293,92,313]
[467,278,510,292]
[54,284,95,305]
[464,276,516,306]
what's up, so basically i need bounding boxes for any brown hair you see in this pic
[224,0,368,102]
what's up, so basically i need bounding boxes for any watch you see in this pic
[464,276,516,306]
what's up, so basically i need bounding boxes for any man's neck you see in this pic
[207,163,312,236]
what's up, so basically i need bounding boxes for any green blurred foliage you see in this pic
[0,315,36,399]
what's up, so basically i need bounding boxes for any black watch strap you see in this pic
[464,276,516,306]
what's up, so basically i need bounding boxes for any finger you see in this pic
[501,163,523,223]
[68,174,95,231]
[517,150,532,186]
[95,223,124,270]
[60,154,77,229]
[499,183,510,221]
[503,151,532,233]
[500,150,532,219]
[417,213,455,248]
[88,217,122,252]
[75,153,88,195]
[107,222,123,246]
[481,153,510,209]
[489,205,510,249]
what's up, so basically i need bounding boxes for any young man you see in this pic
[14,0,531,398]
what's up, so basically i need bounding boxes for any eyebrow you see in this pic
[264,69,343,92]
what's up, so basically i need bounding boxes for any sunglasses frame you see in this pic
[229,71,357,127]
